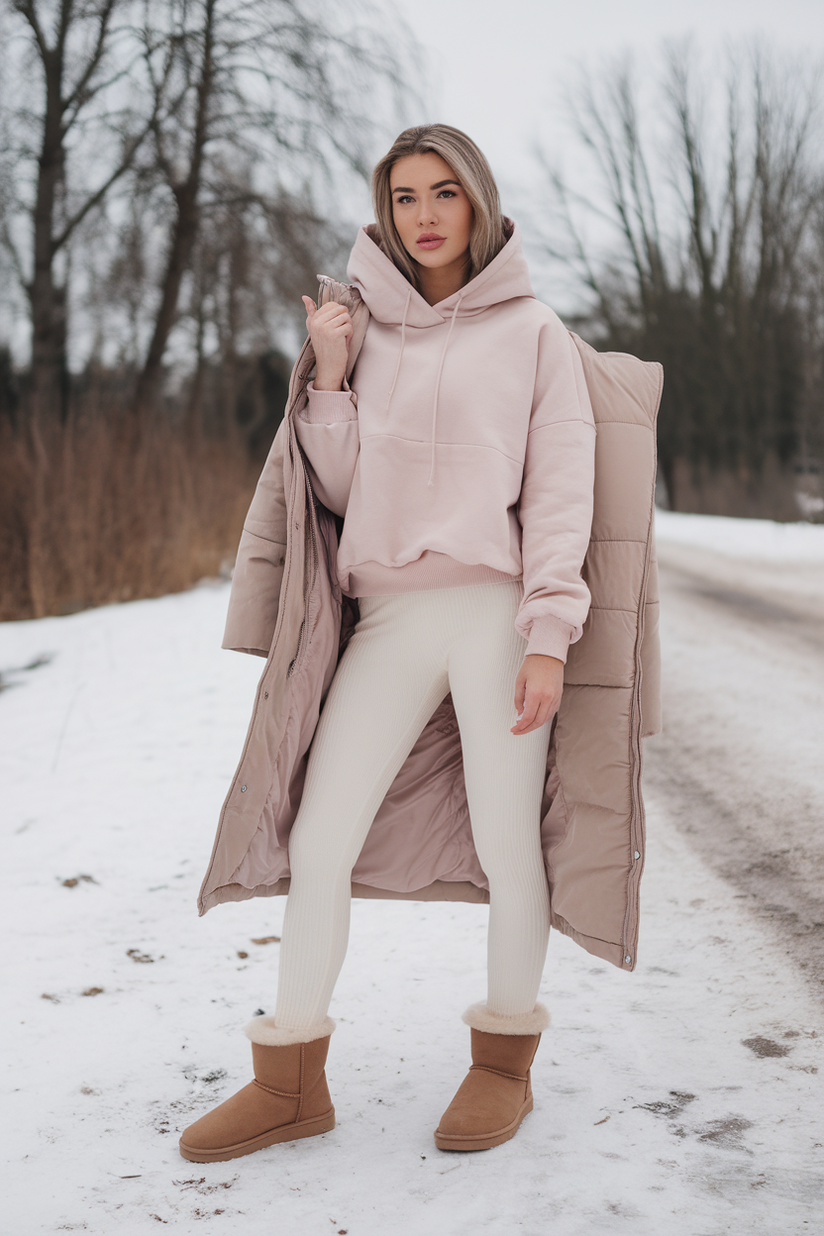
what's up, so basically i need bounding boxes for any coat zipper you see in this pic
[620,369,663,969]
[620,515,652,968]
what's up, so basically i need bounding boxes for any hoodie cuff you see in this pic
[524,614,576,663]
[301,381,358,424]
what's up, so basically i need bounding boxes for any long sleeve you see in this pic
[294,379,360,518]
[515,325,596,663]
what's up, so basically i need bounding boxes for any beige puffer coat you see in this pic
[197,276,663,973]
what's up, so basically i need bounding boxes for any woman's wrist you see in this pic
[523,653,564,668]
[313,371,344,392]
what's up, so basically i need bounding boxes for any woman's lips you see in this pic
[417,235,446,250]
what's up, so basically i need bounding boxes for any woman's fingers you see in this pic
[511,694,555,734]
[513,664,527,714]
[315,301,350,322]
[511,678,537,733]
[304,300,352,336]
[302,297,352,328]
[307,298,354,390]
[514,690,542,732]
[510,656,564,735]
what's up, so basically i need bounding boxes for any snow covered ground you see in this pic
[654,510,824,563]
[2,514,823,1235]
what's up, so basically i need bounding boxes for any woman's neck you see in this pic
[417,252,471,306]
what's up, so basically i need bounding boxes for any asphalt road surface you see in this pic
[644,537,824,1003]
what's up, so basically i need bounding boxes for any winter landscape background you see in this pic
[2,0,824,1229]
[3,509,823,1234]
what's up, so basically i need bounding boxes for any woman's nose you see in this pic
[417,201,437,227]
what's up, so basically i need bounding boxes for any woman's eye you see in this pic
[396,195,414,204]
[438,190,456,198]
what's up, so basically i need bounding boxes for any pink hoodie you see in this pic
[295,219,596,663]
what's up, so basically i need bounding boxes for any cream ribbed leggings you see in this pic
[274,580,553,1032]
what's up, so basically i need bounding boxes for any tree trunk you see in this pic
[133,0,215,422]
[133,181,200,420]
[28,47,68,424]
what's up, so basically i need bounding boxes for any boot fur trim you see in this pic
[461,1002,550,1035]
[243,1014,335,1047]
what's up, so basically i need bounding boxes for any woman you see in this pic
[179,124,658,1163]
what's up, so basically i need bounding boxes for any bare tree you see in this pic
[532,41,824,516]
[0,0,416,423]
[0,0,422,620]
[2,0,158,422]
[180,165,349,440]
[130,0,415,420]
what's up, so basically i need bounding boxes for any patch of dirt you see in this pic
[742,1036,791,1058]
[173,1177,237,1195]
[696,1116,754,1149]
[635,1091,696,1117]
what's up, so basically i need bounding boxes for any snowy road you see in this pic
[2,513,823,1235]
[647,521,824,999]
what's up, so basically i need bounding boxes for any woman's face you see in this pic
[390,151,473,278]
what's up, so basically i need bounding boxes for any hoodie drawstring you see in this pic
[427,294,462,487]
[385,287,412,415]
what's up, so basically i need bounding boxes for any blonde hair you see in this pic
[371,124,509,292]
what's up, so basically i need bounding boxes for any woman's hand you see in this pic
[511,654,564,735]
[302,295,353,392]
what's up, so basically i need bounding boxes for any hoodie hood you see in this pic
[346,216,536,327]
[345,217,536,485]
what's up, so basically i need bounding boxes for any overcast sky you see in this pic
[390,0,824,197]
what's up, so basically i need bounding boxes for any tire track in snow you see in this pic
[644,540,824,1002]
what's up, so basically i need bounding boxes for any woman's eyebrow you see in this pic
[391,180,462,193]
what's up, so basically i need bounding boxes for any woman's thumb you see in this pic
[301,295,316,318]
[514,675,526,714]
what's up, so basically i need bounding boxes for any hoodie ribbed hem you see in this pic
[524,613,576,663]
[301,383,357,423]
[345,552,522,598]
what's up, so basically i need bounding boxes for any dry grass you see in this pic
[0,415,260,622]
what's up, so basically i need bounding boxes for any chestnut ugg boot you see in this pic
[434,1003,549,1152]
[179,1016,335,1162]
